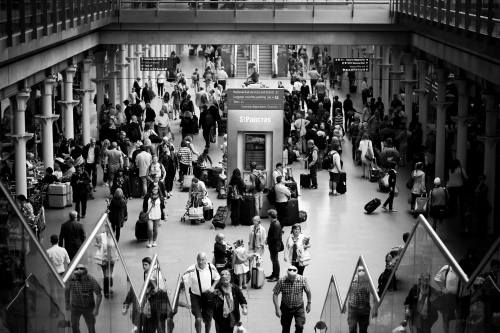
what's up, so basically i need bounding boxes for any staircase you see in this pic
[258,44,273,77]
[236,46,249,78]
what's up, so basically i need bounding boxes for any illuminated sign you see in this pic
[227,89,284,110]
[333,58,370,72]
[239,116,272,123]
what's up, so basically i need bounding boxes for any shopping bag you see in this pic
[188,207,204,220]
[413,194,428,215]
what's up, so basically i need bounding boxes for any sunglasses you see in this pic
[75,267,85,271]
[288,268,298,272]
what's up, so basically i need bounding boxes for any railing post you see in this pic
[464,0,470,30]
[454,0,460,28]
[195,0,198,16]
[6,0,12,46]
[436,0,442,23]
[273,0,276,17]
[445,0,450,25]
[422,0,427,19]
[31,0,37,40]
[313,0,316,18]
[42,0,48,35]
[486,0,493,37]
[20,0,26,43]
[475,0,481,33]
[351,0,354,18]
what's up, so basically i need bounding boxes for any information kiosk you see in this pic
[226,89,284,188]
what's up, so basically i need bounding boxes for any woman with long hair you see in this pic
[358,133,374,179]
[100,139,111,186]
[142,185,162,248]
[108,188,128,242]
[228,168,245,226]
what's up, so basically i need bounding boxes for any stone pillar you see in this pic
[380,46,392,109]
[161,45,166,57]
[7,91,34,196]
[120,45,129,106]
[401,53,417,127]
[108,50,118,107]
[371,45,382,99]
[150,45,156,93]
[415,60,429,145]
[127,44,136,94]
[92,52,106,138]
[451,80,471,169]
[480,94,498,234]
[58,66,78,139]
[142,45,150,84]
[135,44,144,87]
[389,47,403,98]
[433,69,448,180]
[35,79,59,169]
[81,58,94,145]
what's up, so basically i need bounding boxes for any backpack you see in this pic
[228,185,241,200]
[267,186,276,205]
[253,173,265,191]
[323,153,334,170]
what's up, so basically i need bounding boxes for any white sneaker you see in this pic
[152,242,157,247]
[146,243,152,248]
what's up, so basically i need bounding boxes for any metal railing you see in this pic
[392,0,499,37]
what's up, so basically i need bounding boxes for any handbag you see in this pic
[365,149,374,162]
[413,194,428,215]
[183,167,194,189]
[209,127,216,143]
[406,172,414,189]
[394,186,399,197]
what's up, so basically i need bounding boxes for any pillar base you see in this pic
[76,88,95,95]
[6,133,34,142]
[35,114,60,124]
[58,100,79,107]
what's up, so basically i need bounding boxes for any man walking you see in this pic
[249,161,264,216]
[47,234,70,317]
[183,253,220,333]
[266,209,284,282]
[135,145,152,197]
[273,265,312,333]
[65,263,102,333]
[70,165,91,219]
[347,266,373,333]
[59,211,86,260]
[307,140,319,189]
[82,138,100,191]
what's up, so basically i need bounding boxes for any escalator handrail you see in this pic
[138,254,159,305]
[465,236,500,289]
[171,274,183,315]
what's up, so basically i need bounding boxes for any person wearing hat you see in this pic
[428,177,449,230]
[382,169,398,212]
[272,264,312,333]
[66,263,102,333]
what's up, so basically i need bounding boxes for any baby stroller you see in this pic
[181,191,207,224]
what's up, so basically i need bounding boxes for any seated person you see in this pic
[41,167,59,184]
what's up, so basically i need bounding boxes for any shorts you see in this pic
[329,172,340,183]
[190,292,214,323]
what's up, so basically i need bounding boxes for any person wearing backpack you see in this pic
[228,169,245,226]
[428,177,449,230]
[327,149,342,196]
[249,162,265,216]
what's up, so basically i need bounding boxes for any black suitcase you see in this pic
[349,85,357,93]
[364,198,381,214]
[337,172,347,194]
[129,174,142,198]
[283,198,299,226]
[212,206,228,229]
[284,181,298,198]
[240,195,256,225]
[135,220,148,241]
[300,174,311,189]
[203,208,214,221]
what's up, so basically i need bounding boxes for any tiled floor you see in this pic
[41,47,480,332]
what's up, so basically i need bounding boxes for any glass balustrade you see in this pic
[62,214,140,333]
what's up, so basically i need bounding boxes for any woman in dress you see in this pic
[358,133,374,179]
[284,224,311,275]
[142,185,163,248]
[94,226,118,298]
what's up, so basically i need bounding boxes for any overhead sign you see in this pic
[140,57,172,71]
[333,58,370,72]
[227,89,284,110]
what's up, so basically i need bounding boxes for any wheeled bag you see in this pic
[212,206,228,229]
[135,213,149,241]
[413,194,428,216]
[240,195,256,225]
[336,172,347,194]
[283,198,299,226]
[284,181,298,198]
[364,198,381,214]
[250,255,265,289]
[129,173,142,198]
[300,174,311,189]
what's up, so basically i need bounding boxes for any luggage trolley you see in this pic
[181,191,206,224]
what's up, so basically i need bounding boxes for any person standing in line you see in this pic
[70,164,91,220]
[157,71,165,97]
[142,185,163,248]
[47,234,70,316]
[216,66,228,91]
[104,141,123,188]
[59,211,86,260]
[133,78,142,101]
[177,140,193,183]
[274,176,291,224]
[358,133,374,180]
[248,215,266,256]
[82,138,100,191]
[272,265,312,333]
[228,168,245,226]
[382,169,398,212]
[409,162,426,212]
[192,68,200,93]
[135,145,152,198]
[284,224,311,276]
[266,209,284,282]
[327,148,342,196]
[155,105,172,140]
[213,270,248,333]
[159,138,177,198]
[307,140,319,189]
[108,188,128,242]
[272,163,285,186]
[428,177,448,230]
[183,252,221,333]
[249,161,265,216]
[347,266,373,333]
[65,263,102,333]
[293,114,310,155]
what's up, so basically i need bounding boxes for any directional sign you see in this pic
[140,57,171,71]
[227,89,284,110]
[333,58,370,72]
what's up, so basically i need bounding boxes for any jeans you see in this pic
[140,176,148,197]
[157,83,164,97]
[75,199,87,218]
[71,307,96,333]
[148,219,159,242]
[85,163,97,188]
[165,176,174,192]
[309,164,318,187]
[347,307,370,333]
[275,201,288,225]
[383,190,395,210]
[280,304,305,333]
[179,163,190,182]
[111,222,121,242]
[269,250,280,278]
[253,192,263,217]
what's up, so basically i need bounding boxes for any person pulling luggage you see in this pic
[382,169,398,212]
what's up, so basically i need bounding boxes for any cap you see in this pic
[434,177,441,185]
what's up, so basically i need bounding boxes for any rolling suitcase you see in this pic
[135,219,148,241]
[240,195,256,226]
[336,172,347,194]
[129,174,142,198]
[284,181,298,198]
[300,174,311,189]
[364,198,381,214]
[251,257,265,289]
[284,198,299,226]
[212,206,228,229]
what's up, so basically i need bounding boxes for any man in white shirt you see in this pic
[216,67,228,91]
[135,146,152,197]
[434,264,459,333]
[274,176,291,224]
[272,163,285,186]
[293,79,303,94]
[155,106,171,140]
[183,252,220,333]
[47,234,70,317]
[157,72,165,97]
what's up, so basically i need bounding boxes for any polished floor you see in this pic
[41,47,477,332]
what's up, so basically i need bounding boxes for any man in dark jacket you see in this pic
[199,105,220,149]
[127,115,142,143]
[144,103,156,126]
[58,211,86,260]
[266,209,284,282]
[142,83,153,104]
[82,138,100,190]
[70,165,91,219]
[133,78,142,101]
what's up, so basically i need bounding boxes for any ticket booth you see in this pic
[227,89,284,189]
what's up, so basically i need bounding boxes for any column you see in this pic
[433,69,448,180]
[380,46,392,109]
[389,47,403,99]
[481,94,498,234]
[451,80,471,169]
[135,44,144,86]
[161,45,166,57]
[150,45,156,93]
[108,49,118,107]
[7,91,33,196]
[127,44,136,94]
[120,45,129,106]
[142,45,150,84]
[415,60,429,145]
[92,52,106,138]
[35,78,59,169]
[371,45,382,99]
[58,66,78,139]
[401,53,417,127]
[81,58,94,145]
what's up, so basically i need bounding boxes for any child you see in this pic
[232,239,250,289]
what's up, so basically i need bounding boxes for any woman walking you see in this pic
[284,224,311,275]
[108,188,128,242]
[409,162,426,212]
[358,133,374,179]
[94,227,118,298]
[213,270,248,333]
[142,185,163,248]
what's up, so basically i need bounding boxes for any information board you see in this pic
[333,58,370,72]
[227,89,284,110]
[140,57,171,71]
